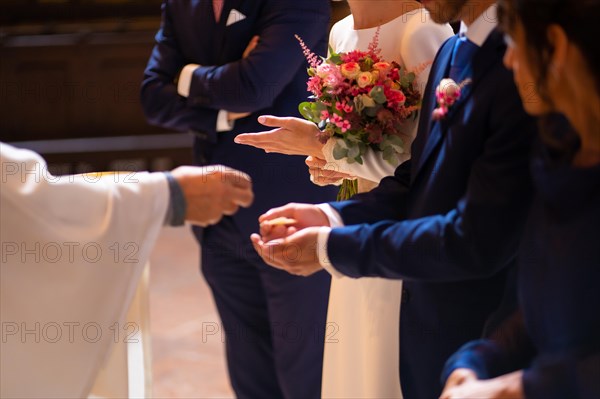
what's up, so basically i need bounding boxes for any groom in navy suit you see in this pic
[141,1,336,397]
[251,1,538,397]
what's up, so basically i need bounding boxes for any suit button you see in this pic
[401,288,411,304]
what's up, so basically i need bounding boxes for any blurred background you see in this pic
[0,0,350,174]
[1,1,350,397]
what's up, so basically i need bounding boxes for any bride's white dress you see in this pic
[321,10,453,399]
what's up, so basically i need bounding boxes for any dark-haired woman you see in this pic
[439,0,600,398]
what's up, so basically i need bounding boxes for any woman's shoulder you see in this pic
[330,14,354,39]
[399,8,453,41]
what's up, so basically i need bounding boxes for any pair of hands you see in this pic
[235,115,355,185]
[440,369,524,399]
[170,165,253,227]
[249,203,332,277]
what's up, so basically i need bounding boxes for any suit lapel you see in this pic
[413,29,506,180]
[215,0,246,64]
[412,36,456,178]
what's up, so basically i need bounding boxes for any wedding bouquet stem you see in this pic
[337,178,359,201]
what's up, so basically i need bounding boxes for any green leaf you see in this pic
[381,135,405,156]
[332,142,348,160]
[387,134,404,148]
[347,143,360,160]
[298,102,320,123]
[364,104,381,117]
[382,146,398,165]
[329,54,342,65]
[328,44,334,55]
[369,86,387,104]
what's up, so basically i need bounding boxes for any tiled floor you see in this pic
[149,227,234,398]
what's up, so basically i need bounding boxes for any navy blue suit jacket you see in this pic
[442,135,600,398]
[141,0,336,238]
[326,30,537,398]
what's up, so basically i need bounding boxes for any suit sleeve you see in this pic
[327,158,413,225]
[441,310,536,382]
[140,0,329,138]
[186,0,330,112]
[522,350,600,399]
[441,312,600,399]
[140,1,220,136]
[326,75,536,280]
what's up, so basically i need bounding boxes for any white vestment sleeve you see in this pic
[0,142,169,399]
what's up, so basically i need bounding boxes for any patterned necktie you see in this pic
[213,0,224,22]
[449,36,478,81]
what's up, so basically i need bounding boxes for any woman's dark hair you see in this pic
[498,0,600,97]
[498,0,599,155]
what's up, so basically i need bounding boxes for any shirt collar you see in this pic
[459,4,498,47]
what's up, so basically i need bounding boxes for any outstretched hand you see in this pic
[250,203,331,276]
[257,202,330,242]
[235,115,324,158]
[250,227,325,277]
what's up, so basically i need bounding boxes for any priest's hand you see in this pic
[234,115,324,158]
[171,165,253,226]
[251,227,325,276]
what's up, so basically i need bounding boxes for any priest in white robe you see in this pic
[0,142,253,398]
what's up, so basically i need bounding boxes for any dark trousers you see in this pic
[194,218,331,399]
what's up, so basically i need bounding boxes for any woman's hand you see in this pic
[306,156,354,186]
[235,115,324,158]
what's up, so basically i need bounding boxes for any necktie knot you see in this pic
[449,37,478,81]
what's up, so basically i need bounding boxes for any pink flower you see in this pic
[307,76,322,96]
[320,110,330,121]
[432,107,448,121]
[373,61,392,74]
[432,78,471,120]
[335,100,353,113]
[340,50,364,63]
[340,62,361,79]
[384,87,406,107]
[295,34,321,69]
[330,113,351,133]
[356,72,373,88]
[318,66,343,89]
[435,78,461,107]
[316,63,338,78]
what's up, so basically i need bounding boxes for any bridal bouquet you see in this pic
[295,30,423,200]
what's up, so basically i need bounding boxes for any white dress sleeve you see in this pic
[0,142,169,398]
[318,16,453,185]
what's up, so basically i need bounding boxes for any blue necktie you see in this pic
[449,36,478,81]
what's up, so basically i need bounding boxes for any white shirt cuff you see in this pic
[317,226,344,279]
[315,204,345,278]
[316,203,344,228]
[216,109,234,132]
[177,63,200,98]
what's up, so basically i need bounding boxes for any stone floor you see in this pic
[148,227,234,398]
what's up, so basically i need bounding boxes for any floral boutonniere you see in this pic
[432,78,472,121]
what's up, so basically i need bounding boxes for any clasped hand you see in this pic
[249,203,331,276]
[440,369,524,399]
